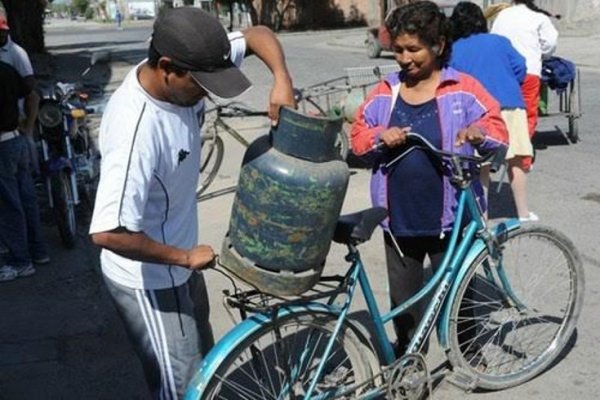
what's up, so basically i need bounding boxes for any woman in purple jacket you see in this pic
[351,1,508,355]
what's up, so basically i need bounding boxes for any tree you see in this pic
[72,0,90,16]
[0,0,47,53]
[258,0,295,31]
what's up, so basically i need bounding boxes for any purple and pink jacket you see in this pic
[350,67,509,234]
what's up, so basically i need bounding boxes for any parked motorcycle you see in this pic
[36,51,108,248]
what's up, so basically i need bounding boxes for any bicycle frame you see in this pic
[212,116,252,148]
[204,99,268,148]
[187,179,522,399]
[187,127,530,398]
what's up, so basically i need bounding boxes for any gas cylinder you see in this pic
[220,107,350,296]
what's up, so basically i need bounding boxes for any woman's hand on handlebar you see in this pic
[380,126,411,148]
[455,126,484,147]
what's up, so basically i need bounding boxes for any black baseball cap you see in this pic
[151,7,251,98]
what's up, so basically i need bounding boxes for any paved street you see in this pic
[1,17,599,399]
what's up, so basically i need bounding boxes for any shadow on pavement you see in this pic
[0,223,149,398]
[533,127,571,149]
[1,49,153,398]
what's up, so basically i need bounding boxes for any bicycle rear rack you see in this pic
[222,274,349,316]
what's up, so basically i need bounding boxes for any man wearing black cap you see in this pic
[89,7,294,398]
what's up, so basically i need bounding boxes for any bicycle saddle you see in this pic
[333,207,387,245]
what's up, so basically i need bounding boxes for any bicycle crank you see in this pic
[386,353,432,400]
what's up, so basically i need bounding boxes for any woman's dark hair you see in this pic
[514,0,560,19]
[450,2,488,40]
[385,0,453,65]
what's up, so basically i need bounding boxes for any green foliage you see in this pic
[49,2,70,13]
[84,6,94,20]
[72,0,89,15]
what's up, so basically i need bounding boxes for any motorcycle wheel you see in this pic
[51,172,77,248]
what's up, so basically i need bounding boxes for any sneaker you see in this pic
[519,212,539,223]
[33,255,51,265]
[0,265,18,282]
[11,264,36,278]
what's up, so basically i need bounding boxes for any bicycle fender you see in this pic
[183,302,338,400]
[437,219,520,348]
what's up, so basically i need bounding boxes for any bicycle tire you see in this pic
[567,81,580,143]
[336,124,350,161]
[196,132,224,198]
[447,225,584,390]
[200,311,377,399]
[51,172,77,248]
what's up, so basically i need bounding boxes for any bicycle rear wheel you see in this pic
[447,225,584,390]
[196,130,224,198]
[200,311,377,399]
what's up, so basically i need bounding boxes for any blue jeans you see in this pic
[0,135,47,267]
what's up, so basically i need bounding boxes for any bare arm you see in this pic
[21,76,39,136]
[241,25,295,119]
[91,228,216,271]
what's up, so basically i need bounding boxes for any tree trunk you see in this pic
[247,0,259,26]
[1,0,46,53]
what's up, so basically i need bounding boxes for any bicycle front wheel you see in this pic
[51,172,77,248]
[447,225,584,390]
[196,131,224,198]
[201,311,377,399]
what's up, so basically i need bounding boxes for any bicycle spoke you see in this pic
[449,227,582,390]
[201,312,374,399]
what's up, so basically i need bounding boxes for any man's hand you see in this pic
[91,228,217,271]
[18,124,34,138]
[455,126,485,146]
[241,26,295,123]
[381,126,410,148]
[268,75,295,122]
[186,245,216,271]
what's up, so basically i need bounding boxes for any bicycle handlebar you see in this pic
[205,98,268,118]
[218,108,269,118]
[375,132,507,173]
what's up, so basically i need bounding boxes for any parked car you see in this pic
[366,1,455,59]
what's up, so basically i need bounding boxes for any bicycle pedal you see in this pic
[446,368,478,392]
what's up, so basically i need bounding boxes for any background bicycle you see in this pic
[197,98,269,200]
[185,133,584,399]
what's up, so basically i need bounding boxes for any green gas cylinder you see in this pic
[220,107,350,296]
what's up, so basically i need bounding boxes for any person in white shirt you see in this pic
[491,0,558,139]
[0,14,48,282]
[89,7,294,398]
[0,15,39,138]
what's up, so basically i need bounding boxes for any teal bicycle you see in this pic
[185,133,584,399]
